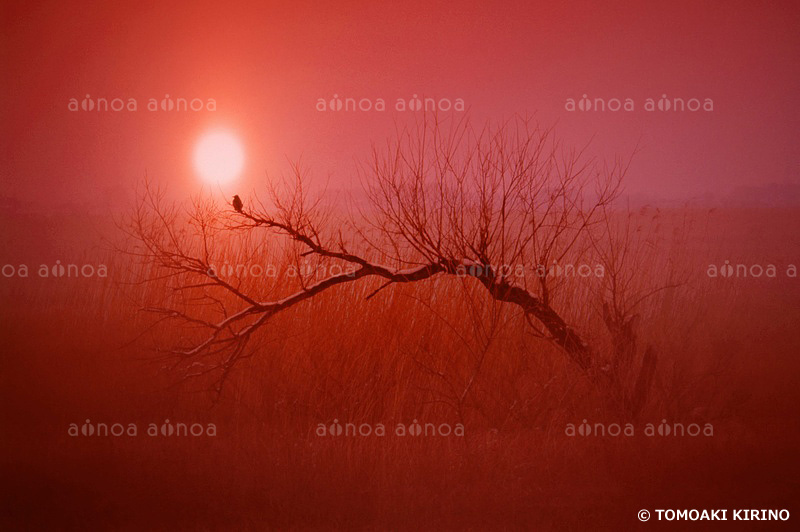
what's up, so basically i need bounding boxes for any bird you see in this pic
[232,195,243,213]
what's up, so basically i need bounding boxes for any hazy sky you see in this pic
[2,0,798,212]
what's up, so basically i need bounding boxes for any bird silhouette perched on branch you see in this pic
[232,195,243,213]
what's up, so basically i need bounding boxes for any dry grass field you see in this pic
[1,204,798,529]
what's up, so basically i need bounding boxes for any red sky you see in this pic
[2,0,798,212]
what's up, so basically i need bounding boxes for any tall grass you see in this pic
[4,207,798,528]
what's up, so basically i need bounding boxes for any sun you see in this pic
[193,130,245,185]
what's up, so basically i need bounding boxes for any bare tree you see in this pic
[125,115,663,414]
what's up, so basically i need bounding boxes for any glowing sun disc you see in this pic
[193,130,244,184]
